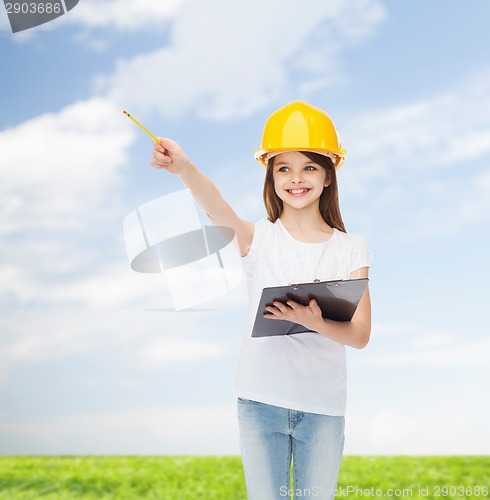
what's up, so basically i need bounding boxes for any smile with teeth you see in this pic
[286,188,311,195]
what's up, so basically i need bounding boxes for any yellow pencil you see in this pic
[123,110,159,143]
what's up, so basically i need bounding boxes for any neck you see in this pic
[279,204,330,233]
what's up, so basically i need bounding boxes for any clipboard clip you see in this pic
[288,278,322,286]
[288,278,346,287]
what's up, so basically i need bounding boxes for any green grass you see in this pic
[338,457,489,499]
[0,456,488,499]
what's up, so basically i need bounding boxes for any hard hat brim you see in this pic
[254,148,346,169]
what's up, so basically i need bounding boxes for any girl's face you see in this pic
[272,151,330,211]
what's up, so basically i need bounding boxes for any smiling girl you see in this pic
[151,101,371,499]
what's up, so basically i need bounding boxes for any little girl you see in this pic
[151,101,371,499]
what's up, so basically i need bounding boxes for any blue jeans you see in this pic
[237,398,344,500]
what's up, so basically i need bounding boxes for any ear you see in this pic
[324,170,331,188]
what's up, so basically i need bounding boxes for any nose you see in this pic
[290,170,304,184]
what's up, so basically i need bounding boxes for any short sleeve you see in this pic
[242,218,269,262]
[350,234,371,273]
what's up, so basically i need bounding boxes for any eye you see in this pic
[277,166,289,172]
[304,165,317,171]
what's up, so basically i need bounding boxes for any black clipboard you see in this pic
[251,278,368,338]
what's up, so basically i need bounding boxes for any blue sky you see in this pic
[1,0,489,455]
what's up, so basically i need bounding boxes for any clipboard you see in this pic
[251,278,368,338]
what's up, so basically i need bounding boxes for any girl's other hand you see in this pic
[263,298,324,332]
[151,137,192,175]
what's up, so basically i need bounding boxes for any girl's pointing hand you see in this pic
[151,137,192,175]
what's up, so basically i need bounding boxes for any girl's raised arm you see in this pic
[151,137,254,257]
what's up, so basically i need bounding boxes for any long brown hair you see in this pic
[262,151,346,232]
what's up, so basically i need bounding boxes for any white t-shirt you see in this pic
[234,218,371,416]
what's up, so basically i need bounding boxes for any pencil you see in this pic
[122,110,159,143]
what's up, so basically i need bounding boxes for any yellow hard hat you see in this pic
[254,101,346,169]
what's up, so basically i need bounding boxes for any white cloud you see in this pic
[339,70,490,240]
[0,403,239,454]
[457,169,490,224]
[411,333,455,350]
[138,338,228,369]
[0,97,134,233]
[0,98,142,372]
[346,71,490,179]
[103,0,386,121]
[0,270,243,381]
[51,264,167,307]
[67,0,186,31]
[0,0,184,37]
[0,305,133,366]
[357,323,490,367]
[346,407,490,454]
[368,337,490,367]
